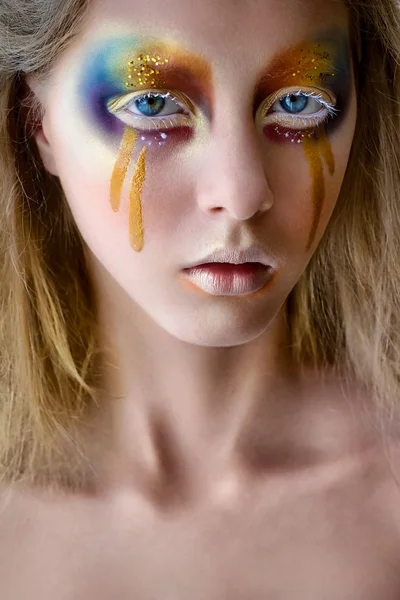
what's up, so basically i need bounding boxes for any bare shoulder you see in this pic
[300,367,400,537]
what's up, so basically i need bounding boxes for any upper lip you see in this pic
[183,246,274,269]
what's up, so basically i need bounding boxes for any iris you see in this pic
[135,95,166,116]
[280,93,308,114]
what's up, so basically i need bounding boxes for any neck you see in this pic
[80,256,325,505]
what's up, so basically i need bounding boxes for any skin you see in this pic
[2,0,400,597]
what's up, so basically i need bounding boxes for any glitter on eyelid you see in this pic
[129,146,147,252]
[266,41,338,92]
[125,52,169,89]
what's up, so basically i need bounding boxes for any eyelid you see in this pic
[256,86,337,119]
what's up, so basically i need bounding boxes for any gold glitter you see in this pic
[126,52,169,88]
[129,146,147,252]
[110,127,137,212]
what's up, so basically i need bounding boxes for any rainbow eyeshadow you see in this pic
[78,35,213,138]
[255,28,352,138]
[78,36,212,252]
[255,29,351,251]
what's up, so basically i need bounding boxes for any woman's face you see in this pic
[30,0,356,346]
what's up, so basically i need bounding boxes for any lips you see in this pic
[186,262,265,272]
[181,262,274,295]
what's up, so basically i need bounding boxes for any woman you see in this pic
[0,0,400,596]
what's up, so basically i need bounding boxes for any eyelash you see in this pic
[260,88,338,131]
[106,88,338,133]
[107,90,193,131]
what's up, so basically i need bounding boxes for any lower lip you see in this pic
[181,263,274,296]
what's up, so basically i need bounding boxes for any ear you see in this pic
[23,74,60,177]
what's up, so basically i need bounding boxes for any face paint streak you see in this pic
[316,127,335,175]
[302,125,336,251]
[110,127,137,211]
[129,146,147,252]
[302,133,325,252]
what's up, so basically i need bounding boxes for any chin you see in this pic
[155,305,281,347]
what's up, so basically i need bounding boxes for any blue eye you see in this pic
[106,89,193,132]
[280,94,308,114]
[260,88,338,132]
[134,95,166,116]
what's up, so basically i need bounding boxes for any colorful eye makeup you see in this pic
[255,30,351,250]
[80,36,212,137]
[79,36,212,252]
[107,89,195,132]
[79,29,351,254]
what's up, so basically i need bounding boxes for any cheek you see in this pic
[49,97,194,255]
[262,124,350,251]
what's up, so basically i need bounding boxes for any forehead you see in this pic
[82,0,350,69]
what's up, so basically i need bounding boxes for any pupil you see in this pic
[280,94,308,114]
[135,95,165,116]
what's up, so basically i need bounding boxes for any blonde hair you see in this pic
[0,0,399,490]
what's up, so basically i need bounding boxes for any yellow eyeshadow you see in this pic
[289,45,336,84]
[126,53,169,89]
[265,41,337,93]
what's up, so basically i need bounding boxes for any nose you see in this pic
[195,112,274,220]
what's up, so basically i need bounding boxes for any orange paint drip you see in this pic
[302,125,336,251]
[129,146,147,252]
[316,127,335,176]
[110,127,137,212]
[302,134,325,252]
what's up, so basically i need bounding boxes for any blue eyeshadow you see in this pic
[78,36,140,136]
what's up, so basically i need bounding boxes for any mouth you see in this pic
[181,262,274,296]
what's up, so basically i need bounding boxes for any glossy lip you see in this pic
[182,246,275,269]
[181,263,275,296]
